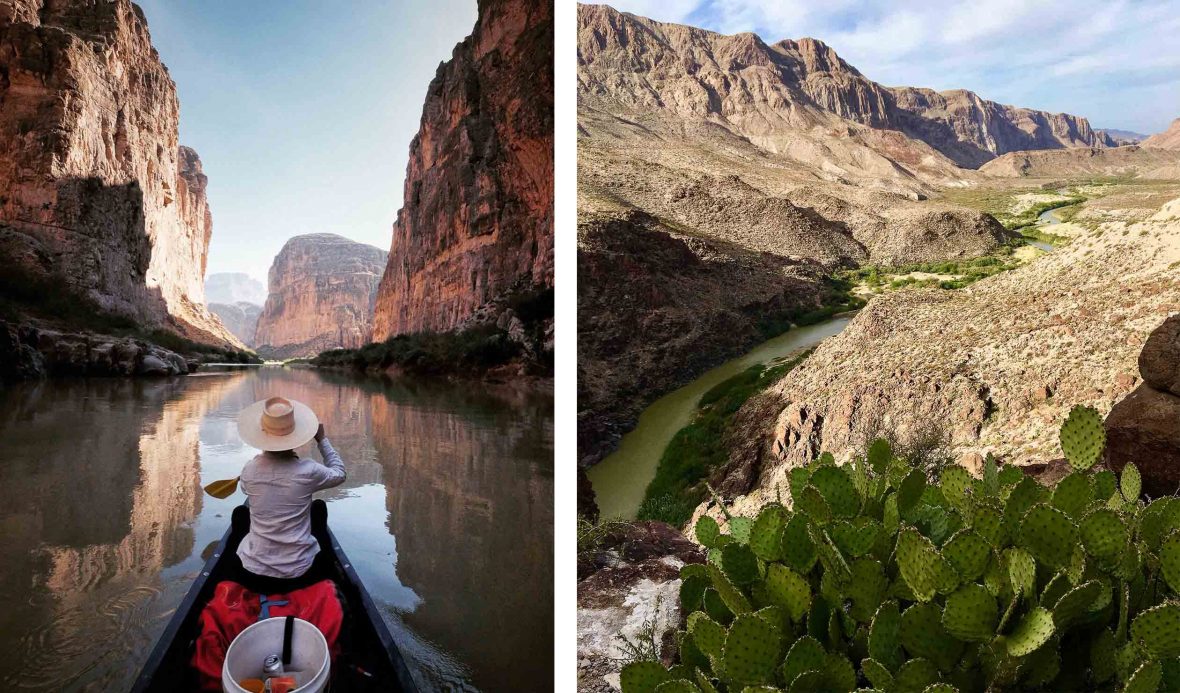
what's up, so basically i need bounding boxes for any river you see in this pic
[586,318,852,520]
[0,367,553,692]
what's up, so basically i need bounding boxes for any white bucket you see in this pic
[222,617,331,693]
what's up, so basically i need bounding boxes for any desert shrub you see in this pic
[311,325,521,374]
[621,405,1179,693]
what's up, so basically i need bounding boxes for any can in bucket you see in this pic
[263,654,284,677]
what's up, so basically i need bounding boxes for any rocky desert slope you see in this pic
[371,0,553,342]
[980,145,1180,179]
[253,234,388,359]
[1143,117,1180,150]
[0,0,237,348]
[708,189,1180,517]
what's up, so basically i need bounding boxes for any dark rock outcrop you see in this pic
[1106,314,1180,496]
[372,0,553,340]
[253,234,388,359]
[0,319,192,382]
[0,0,239,348]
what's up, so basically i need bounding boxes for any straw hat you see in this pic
[237,396,319,451]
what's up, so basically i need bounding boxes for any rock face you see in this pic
[710,193,1180,516]
[1143,118,1180,150]
[577,211,838,466]
[578,5,1108,177]
[253,234,388,359]
[1105,314,1180,496]
[0,319,194,382]
[0,0,239,348]
[208,301,261,347]
[371,0,553,340]
[205,272,267,305]
[980,145,1180,179]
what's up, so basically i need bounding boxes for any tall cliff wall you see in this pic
[371,0,553,339]
[254,234,388,359]
[0,0,238,347]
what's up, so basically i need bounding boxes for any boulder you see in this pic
[1105,384,1180,497]
[137,354,172,376]
[1140,314,1180,397]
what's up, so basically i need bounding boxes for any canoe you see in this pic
[131,503,418,692]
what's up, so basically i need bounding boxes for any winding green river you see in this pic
[587,318,852,520]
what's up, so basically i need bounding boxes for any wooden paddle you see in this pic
[204,476,241,499]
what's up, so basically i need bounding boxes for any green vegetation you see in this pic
[0,263,258,362]
[1001,195,1085,232]
[312,324,524,375]
[637,351,814,528]
[621,406,1180,693]
[841,250,1023,293]
[756,277,865,340]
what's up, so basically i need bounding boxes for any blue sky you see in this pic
[604,0,1180,138]
[137,0,478,282]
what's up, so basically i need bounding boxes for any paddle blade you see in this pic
[204,476,240,499]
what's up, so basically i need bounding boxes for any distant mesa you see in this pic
[253,234,388,359]
[1097,128,1149,146]
[1142,118,1180,150]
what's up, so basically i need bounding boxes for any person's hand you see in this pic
[315,424,326,442]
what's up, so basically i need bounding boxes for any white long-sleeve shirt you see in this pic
[236,438,347,578]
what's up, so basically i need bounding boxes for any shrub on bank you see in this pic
[622,406,1178,693]
[312,325,522,375]
[637,352,813,528]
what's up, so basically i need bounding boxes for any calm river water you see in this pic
[587,318,852,519]
[0,366,553,692]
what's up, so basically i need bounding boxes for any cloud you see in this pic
[601,0,1180,134]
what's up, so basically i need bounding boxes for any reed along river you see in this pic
[0,366,553,692]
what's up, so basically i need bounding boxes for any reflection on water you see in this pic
[0,368,553,692]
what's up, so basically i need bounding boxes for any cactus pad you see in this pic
[722,614,779,685]
[680,574,709,613]
[970,503,1007,548]
[940,465,973,515]
[1090,629,1117,684]
[1092,469,1117,501]
[689,611,727,663]
[1059,405,1105,470]
[922,686,958,693]
[869,601,903,672]
[862,657,894,689]
[831,519,881,558]
[1131,602,1180,659]
[621,661,671,693]
[750,505,787,561]
[900,602,961,671]
[722,543,761,585]
[708,563,752,616]
[868,438,892,473]
[1138,498,1177,551]
[810,466,861,518]
[696,515,721,548]
[780,515,817,573]
[1161,533,1180,594]
[897,528,958,602]
[653,680,699,693]
[943,530,991,580]
[1079,508,1127,565]
[847,559,889,623]
[1006,607,1055,657]
[1125,660,1163,693]
[1018,504,1078,568]
[1051,472,1092,518]
[796,485,832,523]
[895,658,940,693]
[824,652,856,692]
[763,563,810,622]
[729,517,753,544]
[897,469,927,518]
[780,636,825,686]
[1052,580,1102,629]
[1121,462,1142,502]
[1004,547,1036,598]
[942,584,998,642]
[811,525,852,583]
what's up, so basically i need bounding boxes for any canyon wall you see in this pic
[207,301,260,347]
[0,0,238,347]
[1143,118,1180,150]
[371,0,553,339]
[253,234,388,359]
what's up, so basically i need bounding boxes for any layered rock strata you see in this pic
[1143,118,1180,150]
[372,0,553,340]
[980,146,1180,179]
[253,234,388,359]
[0,0,238,347]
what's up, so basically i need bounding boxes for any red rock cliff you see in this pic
[254,234,388,359]
[0,0,239,347]
[371,0,553,338]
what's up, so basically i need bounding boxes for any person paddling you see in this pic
[230,396,346,594]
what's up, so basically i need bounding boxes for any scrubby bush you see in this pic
[622,405,1180,693]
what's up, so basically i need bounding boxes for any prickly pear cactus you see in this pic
[622,410,1180,693]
